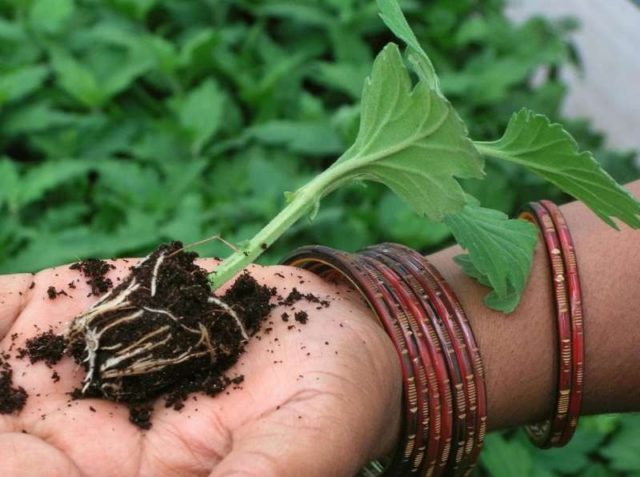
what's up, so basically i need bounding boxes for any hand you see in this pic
[0,261,400,477]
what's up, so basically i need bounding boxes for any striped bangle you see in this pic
[283,243,487,476]
[520,200,585,448]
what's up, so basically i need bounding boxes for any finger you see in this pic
[0,432,82,477]
[0,274,33,340]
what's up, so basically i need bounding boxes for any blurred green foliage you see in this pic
[0,0,638,474]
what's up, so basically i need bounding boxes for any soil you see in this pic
[69,258,115,296]
[18,331,66,367]
[0,354,28,414]
[10,241,332,429]
[64,242,272,408]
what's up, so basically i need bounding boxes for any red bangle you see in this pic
[520,201,584,448]
[357,255,432,473]
[283,247,422,475]
[540,200,585,446]
[368,244,487,476]
[283,244,487,476]
[360,251,452,476]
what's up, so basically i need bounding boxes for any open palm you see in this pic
[0,260,400,477]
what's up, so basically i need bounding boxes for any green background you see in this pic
[1,0,638,475]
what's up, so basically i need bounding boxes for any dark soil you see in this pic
[129,404,153,430]
[0,354,28,414]
[69,258,115,296]
[60,241,272,426]
[294,311,309,324]
[12,241,331,429]
[18,330,66,367]
[47,286,68,299]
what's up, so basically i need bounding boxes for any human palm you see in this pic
[0,261,400,477]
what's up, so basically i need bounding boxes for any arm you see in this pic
[427,179,640,432]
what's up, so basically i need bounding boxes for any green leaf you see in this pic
[173,79,225,155]
[18,160,99,207]
[3,101,76,135]
[481,433,533,477]
[0,65,49,105]
[326,43,482,222]
[376,0,440,92]
[29,0,74,34]
[476,108,640,229]
[444,198,537,312]
[600,415,640,471]
[249,120,344,156]
[50,49,105,108]
[378,192,451,248]
[0,158,20,211]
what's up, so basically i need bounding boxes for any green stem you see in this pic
[208,172,336,290]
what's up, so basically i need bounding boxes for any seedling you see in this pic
[23,0,640,419]
[210,0,640,312]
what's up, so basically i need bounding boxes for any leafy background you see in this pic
[0,0,638,475]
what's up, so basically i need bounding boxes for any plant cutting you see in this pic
[11,0,640,424]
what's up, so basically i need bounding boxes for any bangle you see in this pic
[541,200,585,446]
[283,247,421,475]
[283,243,487,476]
[366,244,487,476]
[520,200,584,448]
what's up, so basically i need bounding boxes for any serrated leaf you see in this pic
[376,0,440,92]
[50,49,105,108]
[29,0,74,34]
[476,108,640,229]
[173,79,225,155]
[444,198,537,312]
[600,415,640,471]
[0,158,20,211]
[3,101,76,135]
[326,43,482,222]
[481,433,533,477]
[0,65,49,106]
[250,120,343,156]
[18,160,100,207]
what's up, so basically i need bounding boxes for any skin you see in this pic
[2,181,640,476]
[0,262,401,477]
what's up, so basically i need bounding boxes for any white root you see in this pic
[71,249,254,396]
[101,347,206,378]
[150,253,165,297]
[112,325,172,358]
[101,332,172,372]
[208,296,249,341]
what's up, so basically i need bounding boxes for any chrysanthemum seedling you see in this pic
[41,0,640,417]
[63,242,268,403]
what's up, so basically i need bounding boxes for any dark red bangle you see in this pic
[520,201,577,448]
[368,244,487,477]
[360,251,452,476]
[283,244,487,477]
[540,200,585,446]
[356,255,431,473]
[283,247,421,475]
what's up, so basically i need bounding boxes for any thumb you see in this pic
[209,395,373,477]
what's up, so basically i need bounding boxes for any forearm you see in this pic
[429,180,640,431]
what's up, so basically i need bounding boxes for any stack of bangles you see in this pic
[282,199,585,476]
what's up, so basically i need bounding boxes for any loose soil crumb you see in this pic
[0,355,28,414]
[18,330,66,367]
[129,404,152,430]
[279,287,330,308]
[47,286,68,300]
[294,311,309,324]
[69,258,116,296]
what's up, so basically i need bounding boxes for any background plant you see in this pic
[1,0,638,475]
